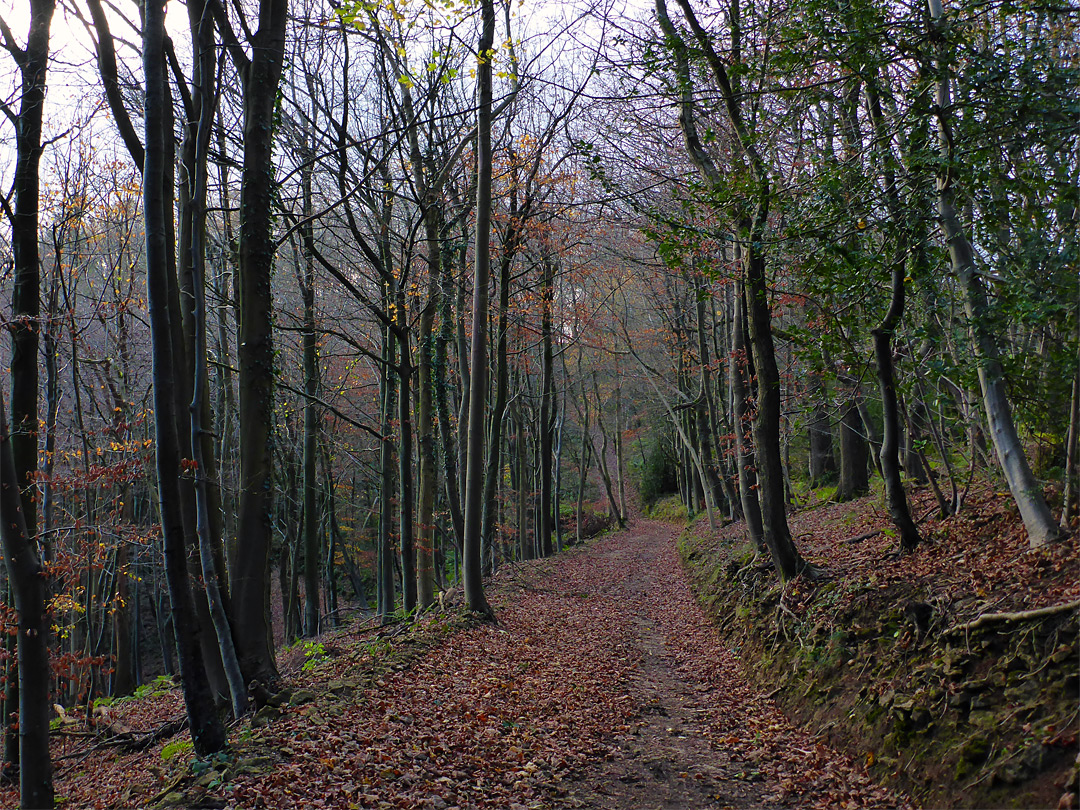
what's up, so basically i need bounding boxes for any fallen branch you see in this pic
[945,599,1080,636]
[843,530,882,545]
[119,717,187,752]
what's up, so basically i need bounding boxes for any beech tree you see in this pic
[0,0,55,801]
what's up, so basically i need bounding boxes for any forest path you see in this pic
[545,519,775,809]
[226,521,907,810]
[537,520,905,810]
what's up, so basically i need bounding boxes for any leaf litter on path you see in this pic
[223,520,909,810]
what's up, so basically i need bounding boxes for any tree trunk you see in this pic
[836,394,870,501]
[229,0,289,686]
[806,369,837,487]
[378,320,397,621]
[320,438,340,625]
[539,257,556,557]
[462,0,497,619]
[694,290,726,517]
[143,0,226,753]
[744,237,809,578]
[397,309,416,615]
[1062,362,1079,530]
[866,79,921,552]
[185,1,249,717]
[298,141,322,637]
[0,405,53,809]
[481,237,514,567]
[415,230,438,610]
[927,0,1060,547]
[4,0,55,787]
[435,243,465,552]
[731,276,766,551]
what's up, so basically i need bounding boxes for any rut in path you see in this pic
[228,521,906,810]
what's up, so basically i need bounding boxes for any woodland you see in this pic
[0,0,1077,806]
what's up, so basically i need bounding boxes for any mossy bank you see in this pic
[677,518,1080,809]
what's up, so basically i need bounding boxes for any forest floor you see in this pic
[7,520,909,810]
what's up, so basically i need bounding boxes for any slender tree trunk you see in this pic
[927,0,1060,548]
[320,438,340,625]
[462,0,497,619]
[590,373,628,527]
[744,234,809,578]
[378,320,397,621]
[185,2,249,716]
[229,0,289,686]
[694,289,726,516]
[482,241,514,568]
[866,79,922,552]
[456,239,471,518]
[1062,362,1079,529]
[415,224,439,610]
[435,244,464,552]
[731,275,765,551]
[539,256,555,556]
[143,0,226,753]
[299,148,322,637]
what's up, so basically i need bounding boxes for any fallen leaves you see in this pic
[3,514,930,810]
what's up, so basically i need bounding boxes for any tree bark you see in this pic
[397,306,416,615]
[0,402,53,810]
[378,320,397,621]
[3,0,55,784]
[865,79,922,552]
[481,225,515,568]
[659,0,807,572]
[435,242,465,552]
[184,0,249,717]
[806,369,837,488]
[462,0,497,619]
[539,256,556,557]
[694,287,726,518]
[731,276,766,551]
[143,0,226,753]
[1062,361,1079,530]
[836,394,870,501]
[223,0,289,685]
[927,0,1060,547]
[300,163,322,637]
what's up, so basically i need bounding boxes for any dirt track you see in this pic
[531,520,906,810]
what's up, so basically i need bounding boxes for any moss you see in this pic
[676,519,1079,810]
[648,495,689,524]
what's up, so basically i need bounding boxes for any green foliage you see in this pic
[637,432,679,507]
[361,637,393,658]
[300,641,328,672]
[115,674,177,704]
[161,739,193,762]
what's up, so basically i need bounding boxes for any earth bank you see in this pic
[675,487,1080,809]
